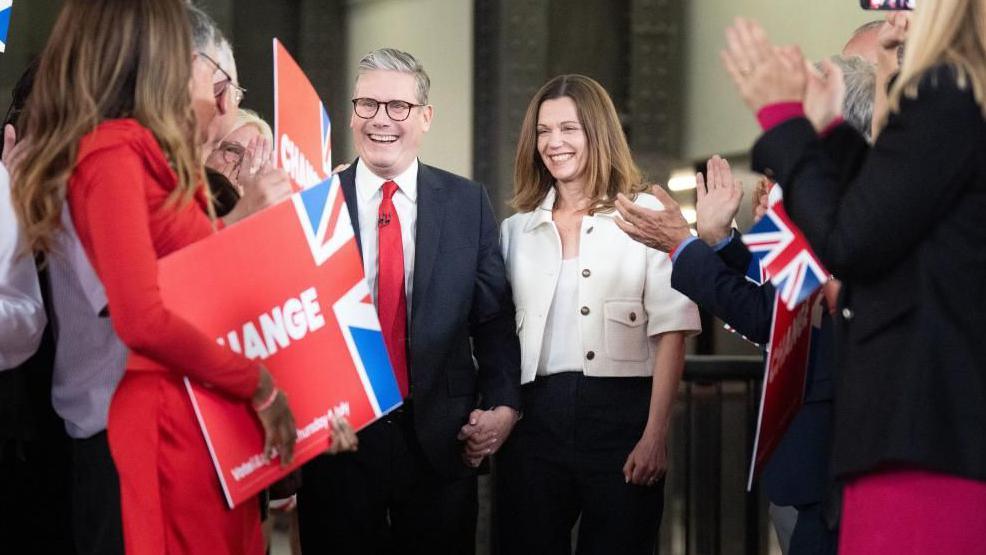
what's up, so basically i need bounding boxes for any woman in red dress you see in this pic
[12,1,297,553]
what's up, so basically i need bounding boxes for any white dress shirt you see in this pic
[0,163,46,370]
[49,204,127,438]
[355,158,418,312]
[501,188,701,384]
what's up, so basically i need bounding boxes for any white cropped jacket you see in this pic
[501,189,701,385]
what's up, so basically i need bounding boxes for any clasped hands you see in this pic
[457,406,519,468]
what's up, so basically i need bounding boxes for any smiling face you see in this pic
[350,70,432,179]
[536,96,587,187]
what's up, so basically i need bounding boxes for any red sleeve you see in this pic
[756,102,805,132]
[69,146,259,400]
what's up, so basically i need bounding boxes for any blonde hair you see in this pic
[231,108,273,143]
[12,0,203,255]
[512,74,645,214]
[887,0,986,122]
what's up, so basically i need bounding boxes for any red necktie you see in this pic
[377,180,409,398]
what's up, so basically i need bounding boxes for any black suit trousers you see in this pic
[298,404,478,555]
[495,373,664,555]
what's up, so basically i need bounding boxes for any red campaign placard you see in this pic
[747,289,822,490]
[158,177,402,508]
[274,38,332,192]
[156,40,402,508]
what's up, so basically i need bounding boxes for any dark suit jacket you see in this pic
[338,161,521,480]
[752,64,986,483]
[672,234,835,505]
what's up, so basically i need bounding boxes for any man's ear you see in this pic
[420,105,434,132]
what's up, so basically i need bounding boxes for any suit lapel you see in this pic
[338,162,362,259]
[411,164,446,326]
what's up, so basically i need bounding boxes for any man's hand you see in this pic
[721,18,808,113]
[614,186,692,253]
[696,155,743,246]
[221,136,291,226]
[326,417,359,454]
[804,58,845,133]
[871,12,909,139]
[623,430,668,487]
[751,178,772,225]
[457,406,519,468]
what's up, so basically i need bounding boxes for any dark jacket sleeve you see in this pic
[469,186,522,411]
[716,231,754,274]
[752,65,980,280]
[670,238,774,344]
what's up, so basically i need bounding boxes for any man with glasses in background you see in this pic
[297,48,521,555]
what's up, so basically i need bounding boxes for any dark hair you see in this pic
[1,59,40,152]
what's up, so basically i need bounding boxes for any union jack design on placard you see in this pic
[0,0,12,53]
[292,174,353,266]
[333,282,402,417]
[743,197,828,310]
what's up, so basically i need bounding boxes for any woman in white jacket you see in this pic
[495,74,700,555]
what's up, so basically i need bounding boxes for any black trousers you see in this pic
[789,502,838,555]
[0,436,75,554]
[297,403,478,555]
[72,431,125,555]
[495,372,665,555]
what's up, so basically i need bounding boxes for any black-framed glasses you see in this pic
[195,51,246,104]
[352,97,425,122]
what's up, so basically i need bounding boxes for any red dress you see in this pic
[67,119,264,555]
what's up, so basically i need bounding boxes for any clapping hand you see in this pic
[614,186,692,253]
[695,155,743,246]
[221,136,292,226]
[804,59,845,133]
[721,17,808,114]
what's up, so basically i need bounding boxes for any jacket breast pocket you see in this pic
[603,300,649,362]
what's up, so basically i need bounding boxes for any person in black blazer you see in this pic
[618,155,839,555]
[297,49,521,555]
[723,12,986,554]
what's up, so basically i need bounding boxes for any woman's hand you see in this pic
[721,17,808,113]
[804,59,845,133]
[221,136,292,226]
[623,429,668,487]
[252,366,297,467]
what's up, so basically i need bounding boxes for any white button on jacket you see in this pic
[501,188,701,385]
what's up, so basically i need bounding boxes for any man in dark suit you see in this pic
[297,48,521,555]
[631,157,839,555]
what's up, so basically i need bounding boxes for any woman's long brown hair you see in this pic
[511,74,645,214]
[12,0,202,255]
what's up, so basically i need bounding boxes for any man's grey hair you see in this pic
[186,2,226,53]
[356,48,431,105]
[826,55,876,142]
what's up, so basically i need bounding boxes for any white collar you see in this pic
[355,158,419,203]
[523,187,618,232]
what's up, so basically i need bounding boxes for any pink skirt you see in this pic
[839,467,986,554]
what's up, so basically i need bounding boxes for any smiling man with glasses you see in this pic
[296,48,521,555]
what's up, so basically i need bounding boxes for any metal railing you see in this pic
[659,354,768,555]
